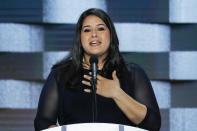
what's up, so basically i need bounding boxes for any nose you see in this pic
[91,30,97,38]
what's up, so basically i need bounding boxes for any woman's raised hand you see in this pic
[82,71,121,98]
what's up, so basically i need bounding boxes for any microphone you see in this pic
[90,55,98,84]
[89,55,98,122]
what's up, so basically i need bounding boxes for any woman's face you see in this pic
[81,15,110,58]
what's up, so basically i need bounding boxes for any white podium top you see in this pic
[42,123,148,131]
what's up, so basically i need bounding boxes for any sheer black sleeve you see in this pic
[34,70,59,131]
[132,64,161,131]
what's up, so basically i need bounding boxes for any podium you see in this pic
[42,123,148,131]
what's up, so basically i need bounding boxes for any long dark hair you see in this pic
[53,8,126,87]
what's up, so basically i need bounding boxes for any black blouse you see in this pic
[34,62,161,131]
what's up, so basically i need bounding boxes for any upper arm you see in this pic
[132,64,161,130]
[134,66,159,110]
[34,70,59,130]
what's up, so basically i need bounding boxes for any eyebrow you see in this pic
[82,24,105,28]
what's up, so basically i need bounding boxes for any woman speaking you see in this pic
[34,8,161,131]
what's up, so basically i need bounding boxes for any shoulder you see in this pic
[125,61,145,73]
[124,61,149,78]
[52,59,72,72]
[52,59,72,69]
[50,60,72,80]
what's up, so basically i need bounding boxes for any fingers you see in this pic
[83,75,91,81]
[84,89,91,93]
[82,80,91,86]
[97,74,103,80]
[87,72,103,80]
[82,80,92,93]
[112,70,118,80]
[85,71,117,81]
[83,74,101,84]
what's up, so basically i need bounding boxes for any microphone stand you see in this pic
[91,76,97,122]
[90,56,98,122]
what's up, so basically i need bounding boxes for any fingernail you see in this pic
[84,89,89,92]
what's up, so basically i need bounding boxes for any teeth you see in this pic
[90,41,100,44]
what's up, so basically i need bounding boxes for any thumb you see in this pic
[112,70,118,80]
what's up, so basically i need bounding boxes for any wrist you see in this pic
[112,86,124,100]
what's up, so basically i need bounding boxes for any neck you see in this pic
[83,53,107,70]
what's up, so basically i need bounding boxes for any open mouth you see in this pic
[89,41,101,46]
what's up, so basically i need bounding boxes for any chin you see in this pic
[88,52,107,57]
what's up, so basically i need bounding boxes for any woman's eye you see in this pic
[84,29,91,32]
[98,27,104,31]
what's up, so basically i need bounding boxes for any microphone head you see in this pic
[89,55,98,64]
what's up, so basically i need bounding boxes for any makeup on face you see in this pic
[81,15,110,57]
